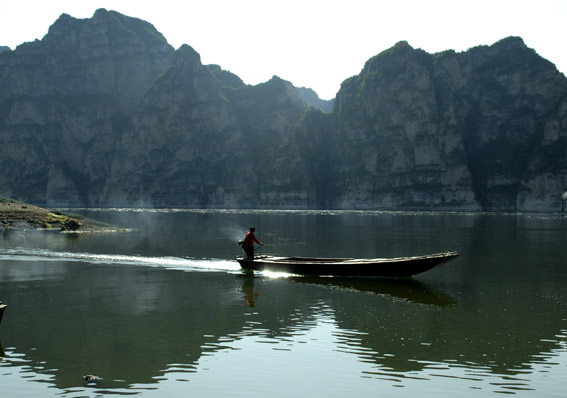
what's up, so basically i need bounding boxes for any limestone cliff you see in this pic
[333,41,477,209]
[0,10,312,208]
[0,9,174,205]
[102,47,310,207]
[327,38,567,211]
[0,10,566,212]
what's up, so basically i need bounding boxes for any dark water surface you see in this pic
[1,210,566,397]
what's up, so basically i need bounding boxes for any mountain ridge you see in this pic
[0,10,566,212]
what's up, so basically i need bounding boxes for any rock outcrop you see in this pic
[0,9,174,205]
[0,10,566,212]
[328,38,567,211]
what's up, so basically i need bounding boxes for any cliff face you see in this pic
[439,37,567,211]
[0,10,566,211]
[104,47,310,207]
[333,42,477,209]
[0,10,312,208]
[330,38,567,211]
[0,9,174,205]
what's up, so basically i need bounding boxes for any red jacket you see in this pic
[243,231,262,247]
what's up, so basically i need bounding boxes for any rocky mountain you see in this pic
[0,9,566,211]
[0,9,175,206]
[324,38,567,211]
[297,87,334,112]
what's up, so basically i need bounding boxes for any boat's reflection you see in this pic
[292,277,456,306]
[239,272,456,307]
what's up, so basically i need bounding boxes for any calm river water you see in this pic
[1,209,566,397]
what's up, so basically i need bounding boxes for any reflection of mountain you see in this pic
[1,250,565,392]
[0,262,328,391]
[239,273,566,378]
[0,262,238,389]
[237,274,566,378]
[303,271,567,376]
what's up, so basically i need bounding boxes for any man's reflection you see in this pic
[240,274,260,307]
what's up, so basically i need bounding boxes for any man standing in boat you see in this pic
[242,226,263,259]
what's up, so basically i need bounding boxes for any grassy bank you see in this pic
[0,197,117,232]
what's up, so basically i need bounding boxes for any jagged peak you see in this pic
[176,43,199,56]
[91,8,121,25]
[377,41,416,58]
[246,75,291,91]
[206,65,245,89]
[100,10,169,46]
[358,40,423,77]
[235,74,304,107]
[42,9,171,51]
[492,36,526,50]
[94,8,112,17]
[266,75,286,85]
[466,36,529,55]
[172,44,201,67]
[54,12,75,22]
[47,12,83,36]
[261,75,296,92]
[392,40,413,50]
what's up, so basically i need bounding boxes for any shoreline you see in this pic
[0,198,124,233]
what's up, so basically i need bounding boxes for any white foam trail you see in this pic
[0,247,240,273]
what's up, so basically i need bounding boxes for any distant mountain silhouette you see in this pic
[1,10,565,211]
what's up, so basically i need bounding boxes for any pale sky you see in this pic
[1,0,566,99]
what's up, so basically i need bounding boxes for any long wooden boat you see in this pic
[236,251,459,277]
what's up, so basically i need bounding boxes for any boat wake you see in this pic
[0,247,240,273]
